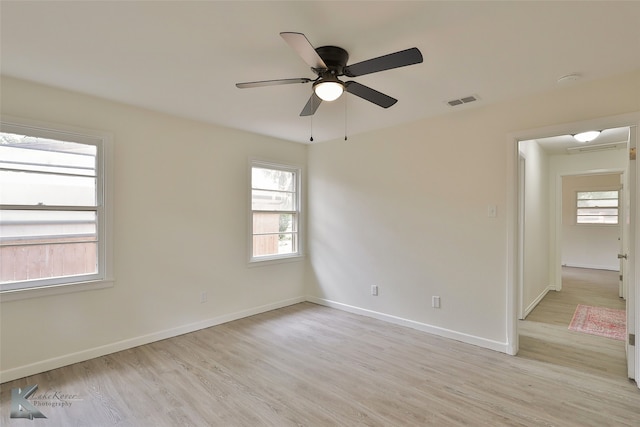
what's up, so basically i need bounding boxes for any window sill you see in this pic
[0,278,114,302]
[248,254,305,268]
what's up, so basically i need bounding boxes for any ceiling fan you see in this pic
[236,32,423,116]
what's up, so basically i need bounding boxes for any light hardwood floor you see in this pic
[519,267,628,378]
[1,278,639,426]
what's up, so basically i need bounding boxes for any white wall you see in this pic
[307,70,640,350]
[519,140,550,317]
[561,173,623,270]
[0,76,307,381]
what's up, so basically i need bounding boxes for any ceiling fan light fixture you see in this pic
[314,79,344,102]
[573,130,601,143]
[236,32,424,118]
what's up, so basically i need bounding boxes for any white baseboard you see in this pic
[523,285,552,319]
[0,296,305,384]
[306,296,509,353]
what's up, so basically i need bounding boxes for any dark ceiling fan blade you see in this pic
[280,32,328,70]
[344,47,423,77]
[344,81,397,108]
[236,78,312,89]
[300,93,322,116]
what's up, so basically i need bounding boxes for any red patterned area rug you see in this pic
[568,304,626,341]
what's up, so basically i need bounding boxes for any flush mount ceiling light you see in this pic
[313,76,344,102]
[574,130,601,143]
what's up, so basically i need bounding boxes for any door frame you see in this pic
[506,112,640,387]
[517,153,526,320]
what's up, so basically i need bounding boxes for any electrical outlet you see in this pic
[371,285,378,296]
[432,296,441,308]
[200,292,208,304]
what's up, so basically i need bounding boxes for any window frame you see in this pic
[0,117,114,301]
[249,159,303,264]
[575,189,620,225]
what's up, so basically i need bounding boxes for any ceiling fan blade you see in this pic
[344,81,397,108]
[300,93,322,116]
[236,78,312,89]
[280,32,328,70]
[344,47,423,77]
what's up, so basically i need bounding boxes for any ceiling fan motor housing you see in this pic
[315,46,349,76]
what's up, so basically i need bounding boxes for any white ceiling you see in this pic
[2,1,639,144]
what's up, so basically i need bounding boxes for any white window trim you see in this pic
[248,159,304,265]
[0,116,114,301]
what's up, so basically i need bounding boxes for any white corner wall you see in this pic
[0,76,307,382]
[306,70,640,351]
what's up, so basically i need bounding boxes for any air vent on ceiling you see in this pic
[447,95,479,107]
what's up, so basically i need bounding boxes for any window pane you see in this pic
[253,233,296,257]
[1,210,98,284]
[0,134,97,207]
[0,242,98,284]
[577,191,618,200]
[0,143,96,176]
[0,170,96,206]
[253,213,295,234]
[252,189,295,211]
[577,208,618,217]
[1,210,97,241]
[252,167,295,192]
[578,216,618,224]
[577,199,618,208]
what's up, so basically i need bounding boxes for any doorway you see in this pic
[506,113,640,387]
[518,134,627,376]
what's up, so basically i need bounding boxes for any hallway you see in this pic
[518,267,628,379]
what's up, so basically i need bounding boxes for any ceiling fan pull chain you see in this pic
[310,114,314,142]
[344,94,348,141]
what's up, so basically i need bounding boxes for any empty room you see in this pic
[1,2,640,425]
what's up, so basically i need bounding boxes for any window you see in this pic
[576,190,619,224]
[250,161,301,262]
[0,119,112,295]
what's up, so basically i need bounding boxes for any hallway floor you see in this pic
[518,267,628,379]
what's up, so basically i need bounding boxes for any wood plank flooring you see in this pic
[1,276,639,425]
[519,267,628,378]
